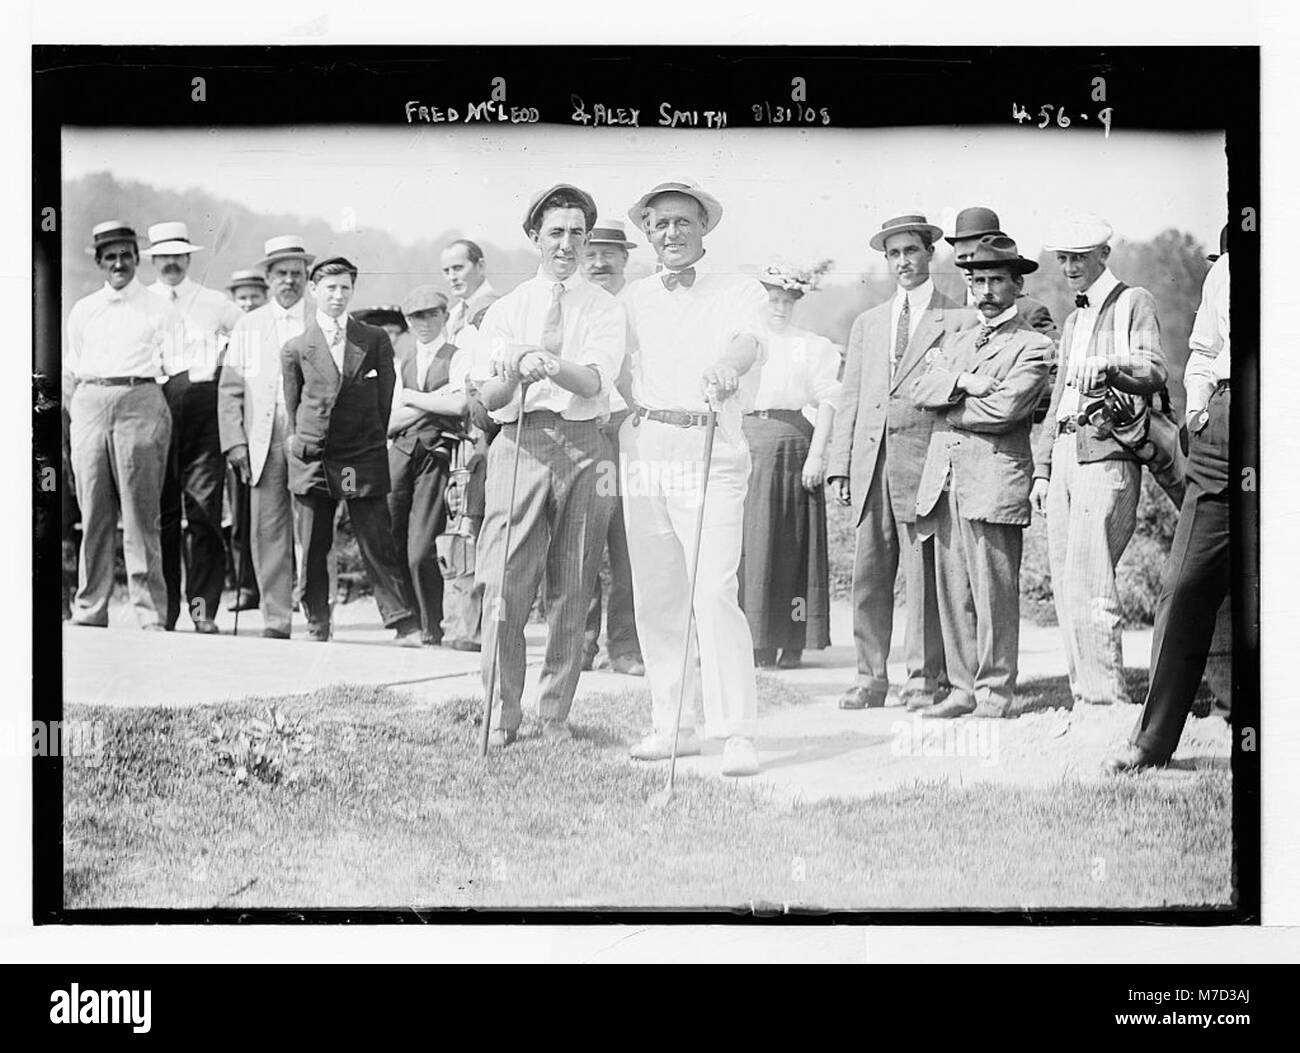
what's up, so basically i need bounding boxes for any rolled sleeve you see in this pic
[571,294,626,395]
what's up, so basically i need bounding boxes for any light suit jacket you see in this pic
[828,287,973,525]
[218,301,301,486]
[911,313,1054,526]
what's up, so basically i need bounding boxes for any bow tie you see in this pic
[661,267,697,291]
[1075,293,1090,309]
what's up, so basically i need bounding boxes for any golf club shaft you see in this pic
[479,381,531,757]
[232,514,242,637]
[663,408,717,793]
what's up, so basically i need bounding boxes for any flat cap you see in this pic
[307,255,359,283]
[1042,212,1113,253]
[400,285,449,316]
[522,183,598,236]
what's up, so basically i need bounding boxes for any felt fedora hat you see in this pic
[944,206,1005,245]
[869,213,944,252]
[257,234,316,270]
[627,180,723,235]
[140,221,204,256]
[521,183,598,236]
[953,234,1038,274]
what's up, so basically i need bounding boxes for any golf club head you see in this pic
[647,787,674,810]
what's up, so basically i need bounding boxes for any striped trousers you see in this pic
[1045,435,1140,706]
[476,412,611,732]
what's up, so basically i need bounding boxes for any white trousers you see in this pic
[619,416,758,740]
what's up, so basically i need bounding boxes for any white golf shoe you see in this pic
[720,736,760,777]
[630,729,701,762]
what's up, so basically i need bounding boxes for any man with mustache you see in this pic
[218,235,316,639]
[620,180,768,777]
[828,214,972,713]
[1030,213,1167,709]
[471,184,625,746]
[910,236,1053,719]
[439,238,501,652]
[144,222,243,633]
[222,268,269,616]
[64,221,181,629]
[579,217,645,677]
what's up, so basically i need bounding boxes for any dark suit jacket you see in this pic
[281,316,397,498]
[911,314,1053,526]
[828,287,974,525]
[1031,283,1166,480]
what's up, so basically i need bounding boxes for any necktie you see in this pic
[661,267,697,291]
[541,283,564,355]
[893,295,910,374]
[1075,293,1090,309]
[973,324,995,350]
[170,288,178,302]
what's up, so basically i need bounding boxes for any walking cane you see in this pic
[648,405,718,809]
[232,540,242,637]
[479,380,531,758]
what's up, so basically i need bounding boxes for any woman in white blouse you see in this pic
[739,260,840,668]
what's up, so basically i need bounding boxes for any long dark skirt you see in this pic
[739,411,831,651]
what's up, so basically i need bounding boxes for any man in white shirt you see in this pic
[64,221,180,629]
[619,180,767,777]
[218,235,315,639]
[386,286,469,645]
[471,184,625,746]
[1105,251,1231,772]
[579,217,645,677]
[144,221,243,633]
[1030,213,1168,708]
[827,214,971,713]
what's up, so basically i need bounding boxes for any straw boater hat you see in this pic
[521,183,598,236]
[587,217,638,250]
[944,206,1005,245]
[1042,213,1113,253]
[869,213,945,252]
[257,234,316,271]
[86,220,138,256]
[953,235,1038,275]
[627,180,724,235]
[353,304,408,331]
[226,268,268,293]
[139,221,204,257]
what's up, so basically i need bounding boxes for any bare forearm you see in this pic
[479,376,519,411]
[550,360,602,398]
[810,402,835,458]
[402,389,468,416]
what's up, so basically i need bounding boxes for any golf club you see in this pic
[648,404,718,810]
[479,378,531,757]
[232,529,242,637]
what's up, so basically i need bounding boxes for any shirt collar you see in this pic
[978,303,1019,330]
[103,278,140,302]
[271,297,303,320]
[896,278,934,311]
[663,249,707,277]
[316,310,348,334]
[535,267,585,292]
[1080,267,1119,307]
[149,276,192,300]
[416,334,446,357]
[464,280,496,310]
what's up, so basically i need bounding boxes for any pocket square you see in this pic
[364,368,378,379]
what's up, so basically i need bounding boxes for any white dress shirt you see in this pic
[1057,267,1122,422]
[471,268,625,422]
[147,276,242,382]
[316,310,349,375]
[1183,254,1230,415]
[889,278,935,348]
[623,256,768,414]
[64,278,185,386]
[752,325,842,411]
[269,299,307,405]
[390,332,472,419]
[447,281,498,340]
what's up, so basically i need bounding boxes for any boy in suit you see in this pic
[827,213,973,712]
[910,236,1054,719]
[280,256,422,645]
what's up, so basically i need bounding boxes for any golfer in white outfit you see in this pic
[620,180,767,777]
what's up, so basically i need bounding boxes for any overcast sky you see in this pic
[64,124,1227,281]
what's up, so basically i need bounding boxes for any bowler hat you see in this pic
[86,220,138,255]
[140,221,204,257]
[869,213,944,253]
[522,184,598,237]
[627,180,724,235]
[257,234,316,271]
[587,217,638,249]
[954,235,1038,274]
[944,206,1005,245]
[227,268,269,292]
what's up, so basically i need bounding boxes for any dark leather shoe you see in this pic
[776,649,803,669]
[487,727,517,749]
[261,628,290,640]
[193,619,220,635]
[754,648,778,668]
[1101,744,1169,775]
[307,624,331,643]
[581,652,595,672]
[924,694,977,719]
[227,589,260,612]
[839,686,886,710]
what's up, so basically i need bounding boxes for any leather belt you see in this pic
[633,407,712,428]
[746,409,806,423]
[80,376,158,387]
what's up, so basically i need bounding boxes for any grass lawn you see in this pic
[64,676,1233,912]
